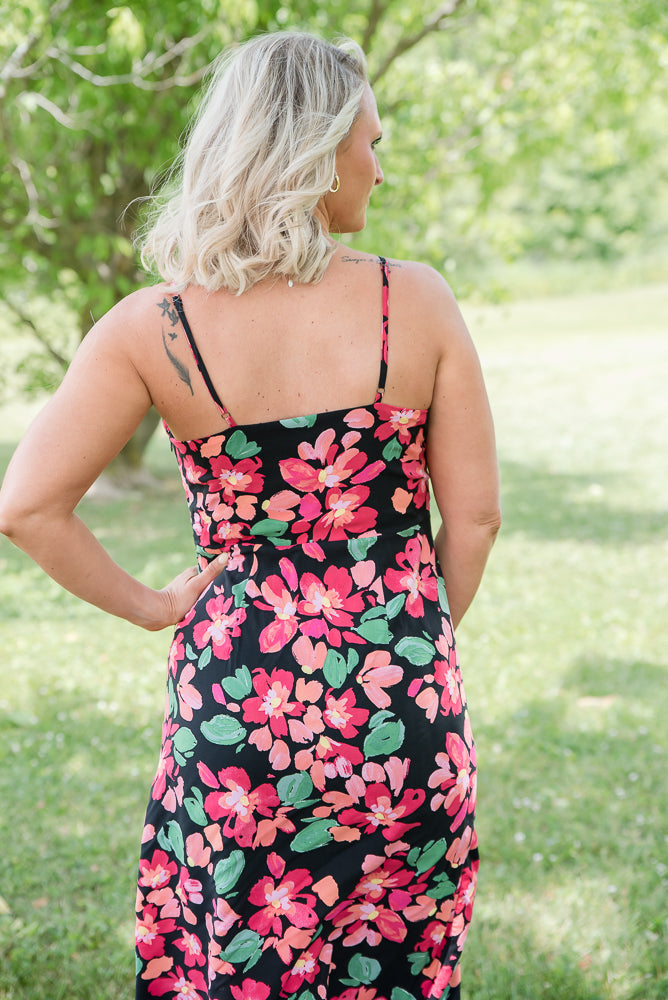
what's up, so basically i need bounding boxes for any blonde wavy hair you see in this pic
[138,32,367,293]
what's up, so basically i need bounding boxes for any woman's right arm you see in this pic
[421,268,501,630]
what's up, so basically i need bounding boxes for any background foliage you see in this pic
[1,0,667,403]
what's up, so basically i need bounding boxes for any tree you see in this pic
[0,0,470,474]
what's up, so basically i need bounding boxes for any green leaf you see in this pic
[232,580,249,608]
[184,789,207,827]
[200,715,246,745]
[197,645,212,671]
[225,429,261,458]
[157,820,185,865]
[221,665,252,700]
[213,850,245,894]
[395,636,435,666]
[347,954,382,984]
[279,415,317,428]
[416,838,448,873]
[186,642,197,660]
[425,874,457,899]
[172,726,197,766]
[347,536,377,560]
[408,950,431,974]
[360,605,387,621]
[363,719,405,758]
[290,819,334,853]
[407,846,421,867]
[368,709,395,729]
[219,928,262,963]
[391,989,418,1000]
[251,518,290,538]
[386,592,407,619]
[382,437,403,461]
[356,617,392,644]
[346,648,360,673]
[277,771,314,806]
[397,526,420,537]
[323,649,347,688]
[438,576,450,614]
[167,678,178,717]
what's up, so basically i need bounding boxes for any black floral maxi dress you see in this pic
[134,259,479,1000]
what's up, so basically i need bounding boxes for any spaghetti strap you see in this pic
[374,256,390,403]
[171,294,236,428]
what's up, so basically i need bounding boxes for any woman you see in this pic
[0,31,500,1000]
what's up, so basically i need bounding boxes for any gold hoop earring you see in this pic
[329,174,340,194]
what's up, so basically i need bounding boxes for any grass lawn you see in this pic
[0,282,666,999]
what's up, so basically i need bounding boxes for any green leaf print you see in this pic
[347,954,382,984]
[184,787,207,827]
[386,592,407,619]
[290,818,334,853]
[277,771,314,806]
[382,436,403,461]
[323,649,347,688]
[251,518,290,539]
[426,872,457,899]
[232,579,249,608]
[395,636,436,666]
[219,928,262,963]
[363,719,405,758]
[225,429,261,458]
[213,850,245,894]
[200,715,246,745]
[408,950,431,973]
[221,665,252,701]
[157,820,185,865]
[279,414,317,428]
[197,645,212,670]
[438,576,450,614]
[391,989,419,1000]
[416,838,449,873]
[355,617,392,644]
[347,536,377,560]
[172,726,197,766]
[167,678,178,717]
[368,709,395,729]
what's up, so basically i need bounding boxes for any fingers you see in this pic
[193,552,229,593]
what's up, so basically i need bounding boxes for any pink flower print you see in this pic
[138,849,178,891]
[454,865,478,923]
[135,904,176,960]
[202,766,279,848]
[280,428,368,493]
[230,980,271,1000]
[328,898,407,947]
[384,536,438,618]
[242,668,304,738]
[291,634,328,675]
[175,930,205,968]
[256,558,300,653]
[445,825,473,868]
[344,407,375,429]
[185,833,211,869]
[248,854,318,937]
[280,937,330,994]
[298,566,364,629]
[176,664,202,721]
[322,687,369,739]
[208,454,264,513]
[434,647,463,717]
[375,407,424,444]
[356,650,403,709]
[151,734,176,801]
[192,594,246,659]
[353,858,415,902]
[428,733,477,831]
[146,966,208,998]
[312,485,378,541]
[338,783,425,842]
[167,635,185,678]
[262,488,301,523]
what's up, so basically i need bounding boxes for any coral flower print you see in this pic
[137,263,480,1000]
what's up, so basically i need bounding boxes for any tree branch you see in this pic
[3,299,70,371]
[0,0,74,95]
[370,0,468,85]
[361,0,393,54]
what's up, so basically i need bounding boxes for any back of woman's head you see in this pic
[139,32,367,293]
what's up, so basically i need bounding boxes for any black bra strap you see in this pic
[171,294,235,427]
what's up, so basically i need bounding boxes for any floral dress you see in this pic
[135,259,478,1000]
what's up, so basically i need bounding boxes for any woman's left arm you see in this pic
[0,296,225,630]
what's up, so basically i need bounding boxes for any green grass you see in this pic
[1,282,666,999]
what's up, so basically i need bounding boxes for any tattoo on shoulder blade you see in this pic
[162,329,193,395]
[157,296,179,326]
